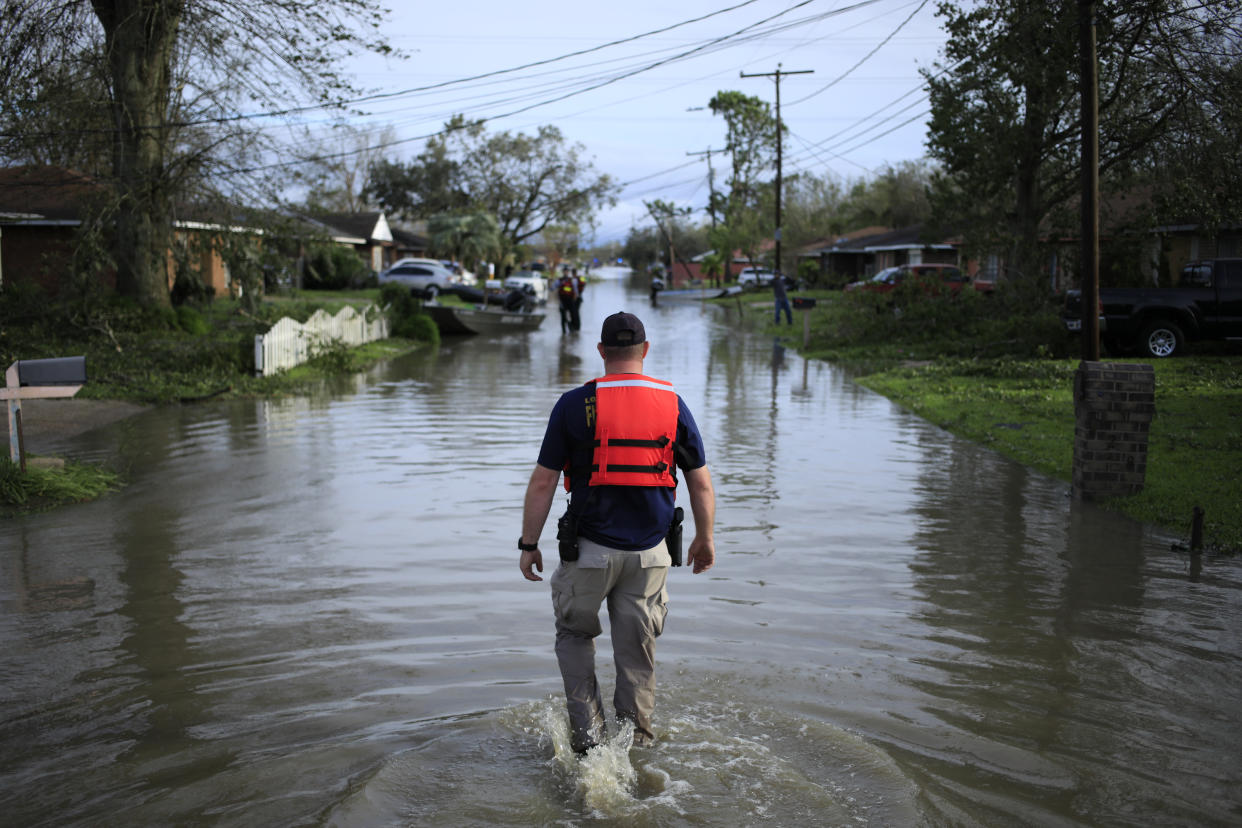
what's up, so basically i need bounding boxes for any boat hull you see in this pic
[425,303,545,335]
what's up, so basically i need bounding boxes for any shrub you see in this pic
[393,312,440,345]
[175,306,211,336]
[171,268,215,307]
[304,244,369,290]
[380,282,439,344]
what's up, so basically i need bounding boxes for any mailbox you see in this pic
[17,356,87,387]
[791,296,817,310]
[5,356,88,469]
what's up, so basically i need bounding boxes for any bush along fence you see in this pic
[253,304,389,377]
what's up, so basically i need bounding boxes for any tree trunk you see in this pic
[91,0,183,309]
[1010,70,1049,306]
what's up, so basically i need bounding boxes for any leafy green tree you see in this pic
[699,250,725,287]
[365,116,615,260]
[843,161,934,229]
[364,139,469,221]
[781,172,848,275]
[924,0,1242,295]
[428,211,501,272]
[541,222,585,269]
[1143,33,1242,234]
[708,90,779,277]
[621,224,663,272]
[708,90,778,216]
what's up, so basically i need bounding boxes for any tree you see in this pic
[302,125,398,215]
[1141,25,1242,234]
[699,250,725,286]
[365,116,615,260]
[708,91,778,215]
[780,172,847,265]
[1,0,393,308]
[541,222,584,269]
[924,0,1242,294]
[708,90,778,277]
[844,161,934,229]
[621,224,663,272]
[364,139,468,221]
[428,211,501,272]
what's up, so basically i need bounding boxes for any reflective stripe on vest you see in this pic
[589,374,678,487]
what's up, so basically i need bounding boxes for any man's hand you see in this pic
[520,547,544,581]
[688,535,714,574]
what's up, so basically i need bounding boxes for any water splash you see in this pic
[537,700,642,817]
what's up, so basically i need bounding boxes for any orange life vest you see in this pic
[587,373,678,488]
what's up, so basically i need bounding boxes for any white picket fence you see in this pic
[253,304,389,377]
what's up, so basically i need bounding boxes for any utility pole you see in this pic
[742,63,812,278]
[1079,0,1100,362]
[685,147,725,231]
[687,146,725,285]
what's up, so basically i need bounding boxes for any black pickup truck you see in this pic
[1062,258,1242,357]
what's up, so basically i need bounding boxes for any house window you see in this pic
[983,255,1000,280]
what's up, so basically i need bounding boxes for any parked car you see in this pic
[1061,258,1242,357]
[737,267,777,288]
[378,261,458,299]
[843,263,987,295]
[503,269,549,303]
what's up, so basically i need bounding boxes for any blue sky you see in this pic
[337,0,949,243]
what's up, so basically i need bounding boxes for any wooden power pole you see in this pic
[1079,1,1100,361]
[741,64,812,278]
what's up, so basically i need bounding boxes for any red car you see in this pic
[844,263,992,294]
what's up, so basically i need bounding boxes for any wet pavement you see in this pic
[2,269,1240,826]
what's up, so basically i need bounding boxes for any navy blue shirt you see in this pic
[537,379,707,550]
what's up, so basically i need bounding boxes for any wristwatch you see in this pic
[518,537,539,552]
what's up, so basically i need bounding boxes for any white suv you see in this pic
[378,261,457,299]
[737,267,777,288]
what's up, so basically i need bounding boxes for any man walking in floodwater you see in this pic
[518,311,716,753]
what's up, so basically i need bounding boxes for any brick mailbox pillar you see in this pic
[1072,361,1155,500]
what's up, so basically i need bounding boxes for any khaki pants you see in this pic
[550,543,669,752]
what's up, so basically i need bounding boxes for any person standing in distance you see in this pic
[518,311,716,753]
[773,270,793,325]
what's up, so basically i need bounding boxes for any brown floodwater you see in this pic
[2,270,1239,826]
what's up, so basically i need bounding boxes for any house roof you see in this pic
[796,225,891,255]
[0,166,104,223]
[390,225,428,249]
[800,224,954,256]
[314,211,392,243]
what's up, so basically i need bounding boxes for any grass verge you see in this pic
[729,288,1241,552]
[0,458,122,517]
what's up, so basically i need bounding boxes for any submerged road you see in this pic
[2,268,1240,826]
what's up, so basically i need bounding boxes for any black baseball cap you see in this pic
[600,311,646,346]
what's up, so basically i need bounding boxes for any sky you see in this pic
[333,0,950,244]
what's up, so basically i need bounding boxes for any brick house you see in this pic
[0,165,261,298]
[798,225,960,287]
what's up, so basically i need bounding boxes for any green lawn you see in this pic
[727,289,1241,552]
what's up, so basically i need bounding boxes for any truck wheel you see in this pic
[1138,320,1183,358]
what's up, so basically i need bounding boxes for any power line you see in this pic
[166,0,771,128]
[742,63,814,273]
[785,0,931,107]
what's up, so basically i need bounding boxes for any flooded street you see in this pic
[2,270,1240,826]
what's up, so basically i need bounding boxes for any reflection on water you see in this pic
[1,270,1240,826]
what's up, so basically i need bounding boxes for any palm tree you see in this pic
[700,250,725,288]
[428,211,501,273]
